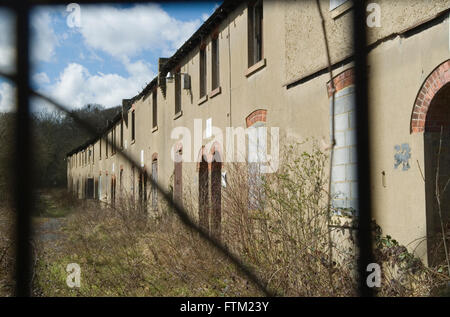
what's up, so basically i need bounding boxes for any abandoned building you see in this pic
[67,0,450,266]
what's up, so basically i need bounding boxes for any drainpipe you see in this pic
[228,15,232,127]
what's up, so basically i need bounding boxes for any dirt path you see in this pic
[32,190,73,251]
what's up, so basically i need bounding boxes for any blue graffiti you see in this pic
[394,143,411,171]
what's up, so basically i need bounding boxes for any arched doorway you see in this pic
[424,83,450,266]
[411,60,450,266]
[174,145,183,205]
[198,151,209,233]
[211,148,222,240]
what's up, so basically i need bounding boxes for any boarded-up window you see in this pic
[151,159,158,211]
[247,122,266,211]
[87,178,94,199]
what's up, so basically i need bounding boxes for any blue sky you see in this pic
[0,2,220,112]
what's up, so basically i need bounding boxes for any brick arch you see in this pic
[411,60,450,134]
[209,141,223,165]
[246,109,267,127]
[173,142,183,162]
[326,67,355,97]
[196,145,209,171]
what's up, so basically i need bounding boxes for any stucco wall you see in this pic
[284,0,449,84]
[67,0,450,263]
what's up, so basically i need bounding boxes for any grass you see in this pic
[32,195,259,297]
[3,143,449,297]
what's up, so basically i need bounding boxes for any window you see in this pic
[152,89,157,129]
[131,110,135,141]
[211,36,220,90]
[248,0,263,67]
[175,70,181,114]
[105,133,109,158]
[120,120,123,148]
[199,47,207,97]
[330,0,349,11]
[112,126,116,154]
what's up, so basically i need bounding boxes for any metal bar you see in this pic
[0,0,374,298]
[13,1,33,297]
[30,90,274,297]
[352,0,374,297]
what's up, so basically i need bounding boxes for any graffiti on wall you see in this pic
[394,143,411,171]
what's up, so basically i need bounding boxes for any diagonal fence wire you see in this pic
[1,0,372,297]
[0,68,275,297]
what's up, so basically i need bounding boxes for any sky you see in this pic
[0,2,220,112]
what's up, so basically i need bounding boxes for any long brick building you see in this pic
[67,0,450,265]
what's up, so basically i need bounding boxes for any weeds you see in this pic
[22,141,450,296]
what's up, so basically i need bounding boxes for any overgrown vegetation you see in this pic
[30,142,449,297]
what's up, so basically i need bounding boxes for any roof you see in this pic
[67,0,242,157]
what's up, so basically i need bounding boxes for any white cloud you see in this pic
[33,72,50,86]
[201,13,210,22]
[41,62,154,110]
[0,82,15,112]
[202,3,220,22]
[77,4,202,59]
[31,9,59,63]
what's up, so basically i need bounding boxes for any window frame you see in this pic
[131,110,136,142]
[329,0,349,11]
[152,88,157,129]
[174,69,182,115]
[199,47,207,98]
[211,36,220,91]
[120,119,124,149]
[248,0,263,68]
[105,132,109,158]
